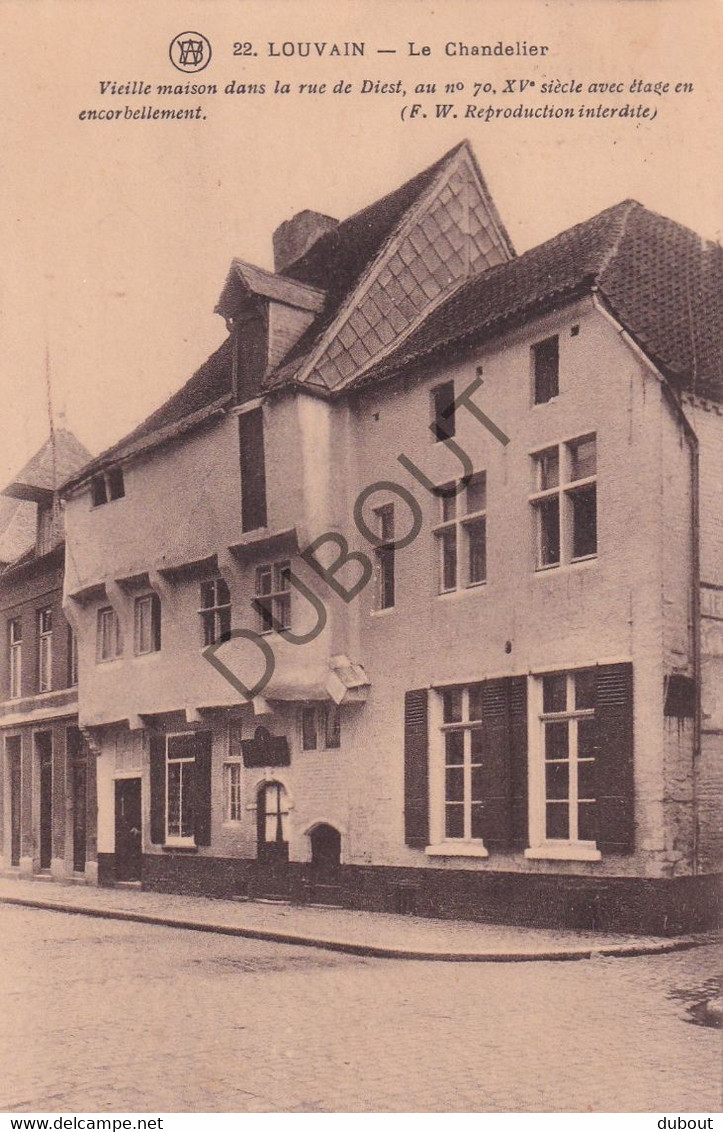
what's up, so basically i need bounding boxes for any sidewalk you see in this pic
[0,874,714,961]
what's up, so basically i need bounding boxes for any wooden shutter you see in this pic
[404,689,429,848]
[478,680,510,848]
[594,663,634,854]
[508,676,529,849]
[239,408,267,532]
[149,733,166,845]
[194,731,213,847]
[479,676,528,850]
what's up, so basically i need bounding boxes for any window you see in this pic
[38,607,52,692]
[300,703,341,750]
[254,561,291,634]
[440,686,485,842]
[431,380,456,441]
[9,618,22,700]
[239,408,267,532]
[36,505,55,556]
[224,762,242,821]
[533,335,559,404]
[96,606,123,662]
[150,731,212,848]
[374,504,395,610]
[134,593,161,655]
[530,435,597,568]
[200,578,231,646]
[166,734,196,842]
[434,473,487,592]
[257,781,290,858]
[91,467,125,507]
[537,670,597,845]
[68,625,79,686]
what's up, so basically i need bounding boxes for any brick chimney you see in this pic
[273,210,338,273]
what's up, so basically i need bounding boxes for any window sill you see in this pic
[370,607,395,617]
[162,841,197,853]
[524,845,601,861]
[437,582,488,598]
[534,557,597,575]
[425,841,489,858]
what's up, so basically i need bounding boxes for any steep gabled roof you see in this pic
[60,147,721,494]
[3,429,92,501]
[355,200,723,401]
[63,142,511,489]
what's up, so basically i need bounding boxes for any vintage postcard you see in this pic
[0,0,720,1118]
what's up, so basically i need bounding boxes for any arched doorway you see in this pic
[256,781,289,866]
[309,824,342,872]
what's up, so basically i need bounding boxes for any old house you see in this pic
[58,142,721,932]
[0,430,95,881]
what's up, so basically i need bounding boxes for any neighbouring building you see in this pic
[58,142,721,932]
[0,430,95,882]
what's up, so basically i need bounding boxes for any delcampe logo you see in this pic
[169,32,212,73]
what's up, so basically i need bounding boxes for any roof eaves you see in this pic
[61,394,233,495]
[347,278,595,393]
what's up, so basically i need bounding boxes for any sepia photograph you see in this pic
[0,0,720,1119]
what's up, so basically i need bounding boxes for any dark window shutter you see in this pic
[478,680,511,849]
[404,689,429,848]
[194,731,213,846]
[508,676,529,849]
[480,676,528,850]
[239,408,267,532]
[149,734,166,845]
[594,663,634,854]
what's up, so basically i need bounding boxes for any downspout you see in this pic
[592,291,702,874]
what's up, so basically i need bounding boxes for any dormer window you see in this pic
[91,467,125,508]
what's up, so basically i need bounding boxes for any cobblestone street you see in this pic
[0,904,719,1113]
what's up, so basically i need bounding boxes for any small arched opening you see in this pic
[309,823,342,872]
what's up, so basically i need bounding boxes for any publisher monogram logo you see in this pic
[169,32,212,73]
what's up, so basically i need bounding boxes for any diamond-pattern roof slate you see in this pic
[356,199,722,401]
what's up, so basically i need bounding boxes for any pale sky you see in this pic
[1,0,720,484]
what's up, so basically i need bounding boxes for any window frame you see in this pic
[91,467,125,508]
[199,578,232,647]
[433,473,487,593]
[37,607,53,693]
[525,669,602,861]
[96,605,123,663]
[67,625,79,687]
[431,380,456,442]
[165,733,197,846]
[254,560,291,635]
[429,685,489,856]
[133,592,162,656]
[532,335,560,405]
[9,618,22,700]
[36,504,55,557]
[530,434,597,571]
[224,761,243,822]
[374,503,395,611]
[300,703,341,751]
